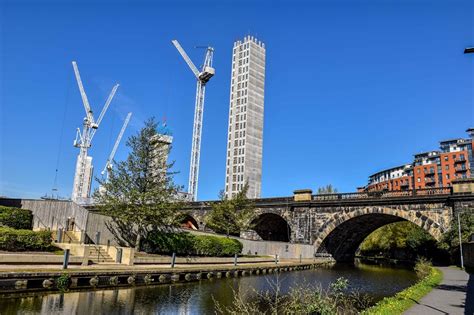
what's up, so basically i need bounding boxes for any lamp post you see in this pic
[457,211,464,270]
[458,47,473,269]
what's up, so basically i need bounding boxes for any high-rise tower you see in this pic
[225,36,266,199]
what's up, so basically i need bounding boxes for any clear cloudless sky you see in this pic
[0,0,473,200]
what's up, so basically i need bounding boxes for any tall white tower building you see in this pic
[225,36,266,199]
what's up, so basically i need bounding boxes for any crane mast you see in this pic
[101,112,132,180]
[172,40,215,201]
[71,61,119,203]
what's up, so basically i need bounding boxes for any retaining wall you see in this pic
[0,198,317,259]
[0,260,332,294]
[463,242,474,268]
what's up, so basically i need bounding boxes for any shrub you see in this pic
[0,206,32,230]
[143,232,243,257]
[414,256,432,279]
[56,273,71,292]
[0,227,54,251]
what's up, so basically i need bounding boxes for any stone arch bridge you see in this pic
[182,187,474,262]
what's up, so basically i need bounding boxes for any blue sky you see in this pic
[1,0,473,200]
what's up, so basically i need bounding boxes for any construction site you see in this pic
[47,36,265,206]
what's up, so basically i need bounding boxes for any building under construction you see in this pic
[225,36,266,199]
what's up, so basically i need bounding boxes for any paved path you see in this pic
[405,267,473,315]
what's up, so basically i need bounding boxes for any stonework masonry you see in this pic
[2,189,473,262]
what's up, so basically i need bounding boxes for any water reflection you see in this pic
[0,262,417,315]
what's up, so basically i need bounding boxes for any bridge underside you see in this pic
[252,213,291,242]
[317,214,406,262]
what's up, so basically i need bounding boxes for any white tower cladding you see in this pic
[225,36,266,199]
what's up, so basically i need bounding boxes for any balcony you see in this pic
[424,171,435,176]
[455,166,468,172]
[400,181,410,187]
[454,158,466,164]
[425,178,436,185]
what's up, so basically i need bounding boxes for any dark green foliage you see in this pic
[0,227,54,251]
[439,210,474,264]
[205,184,256,236]
[56,273,71,292]
[0,206,32,230]
[143,232,243,257]
[359,221,446,262]
[94,118,184,249]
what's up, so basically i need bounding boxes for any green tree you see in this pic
[439,210,474,263]
[358,221,442,261]
[93,118,183,249]
[317,184,338,194]
[205,183,256,236]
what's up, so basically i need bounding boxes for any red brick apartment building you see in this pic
[359,128,474,192]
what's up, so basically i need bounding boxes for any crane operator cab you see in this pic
[199,66,215,84]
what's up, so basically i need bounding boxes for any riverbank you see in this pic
[0,258,333,295]
[404,266,473,315]
[362,266,442,314]
[0,261,418,314]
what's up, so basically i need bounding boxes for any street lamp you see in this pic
[464,47,474,54]
[457,211,464,270]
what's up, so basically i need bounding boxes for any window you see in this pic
[417,178,421,183]
[445,165,449,170]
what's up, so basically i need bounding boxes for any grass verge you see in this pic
[361,267,442,315]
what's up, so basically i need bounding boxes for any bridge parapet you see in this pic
[310,187,453,202]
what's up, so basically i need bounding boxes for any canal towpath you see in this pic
[404,266,473,315]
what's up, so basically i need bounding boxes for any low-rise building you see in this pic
[361,129,473,191]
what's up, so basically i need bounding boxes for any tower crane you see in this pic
[71,61,119,203]
[101,112,132,180]
[171,39,215,201]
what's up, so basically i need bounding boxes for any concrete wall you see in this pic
[187,228,315,259]
[85,212,122,246]
[239,239,316,259]
[1,199,89,232]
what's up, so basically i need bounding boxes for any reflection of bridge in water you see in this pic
[183,187,474,262]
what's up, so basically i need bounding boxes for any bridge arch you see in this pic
[251,212,291,242]
[313,207,446,262]
[179,214,199,230]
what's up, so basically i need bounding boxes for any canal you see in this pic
[0,262,417,314]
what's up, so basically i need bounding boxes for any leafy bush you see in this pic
[358,221,447,263]
[0,227,53,251]
[143,231,243,257]
[414,257,432,279]
[0,206,32,230]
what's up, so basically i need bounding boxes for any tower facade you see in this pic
[225,36,266,199]
[71,155,93,203]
